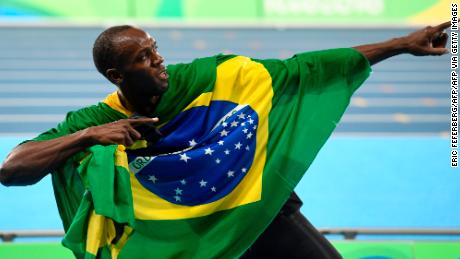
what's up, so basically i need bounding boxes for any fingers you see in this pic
[92,118,158,146]
[124,119,153,144]
[122,117,163,144]
[128,117,159,126]
[433,32,448,48]
[123,132,135,146]
[421,46,449,56]
[127,126,142,140]
[433,21,451,32]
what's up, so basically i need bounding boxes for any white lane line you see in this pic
[332,132,449,137]
[0,113,448,123]
[0,84,112,93]
[341,114,449,123]
[0,60,92,67]
[0,98,102,106]
[0,71,104,80]
[0,132,447,138]
[357,85,447,94]
[0,84,447,93]
[351,97,450,107]
[0,115,66,122]
[0,98,449,107]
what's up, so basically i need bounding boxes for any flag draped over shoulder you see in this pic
[34,48,370,258]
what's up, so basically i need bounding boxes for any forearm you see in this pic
[0,130,93,186]
[353,22,450,65]
[0,117,157,186]
[353,37,407,66]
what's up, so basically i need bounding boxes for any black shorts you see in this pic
[240,192,342,259]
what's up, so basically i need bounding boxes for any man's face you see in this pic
[111,27,169,115]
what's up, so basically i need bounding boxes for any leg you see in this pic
[240,192,342,259]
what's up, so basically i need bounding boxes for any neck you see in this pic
[116,90,135,112]
[116,90,160,116]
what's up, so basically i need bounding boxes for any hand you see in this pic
[402,21,450,56]
[83,117,159,146]
[130,114,163,143]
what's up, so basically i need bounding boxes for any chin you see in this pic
[158,82,169,93]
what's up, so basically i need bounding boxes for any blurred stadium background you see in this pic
[0,0,459,258]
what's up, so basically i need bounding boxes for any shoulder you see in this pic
[166,54,238,74]
[64,102,126,129]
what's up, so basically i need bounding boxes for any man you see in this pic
[0,22,450,258]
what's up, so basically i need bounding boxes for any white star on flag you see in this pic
[204,147,214,155]
[222,122,228,127]
[242,168,247,173]
[174,195,181,201]
[199,179,207,187]
[227,170,235,177]
[215,158,221,164]
[220,129,229,136]
[238,113,246,119]
[246,132,253,139]
[248,118,254,124]
[253,125,257,130]
[188,139,197,147]
[245,145,250,151]
[242,128,248,133]
[231,121,239,127]
[148,175,157,183]
[211,186,217,192]
[241,122,246,126]
[218,140,224,145]
[175,187,183,195]
[179,153,191,163]
[235,142,242,150]
[224,149,230,155]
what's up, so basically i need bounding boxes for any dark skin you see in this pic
[0,22,450,186]
[353,21,450,65]
[107,28,169,116]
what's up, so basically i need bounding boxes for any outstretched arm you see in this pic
[353,21,450,66]
[0,118,158,186]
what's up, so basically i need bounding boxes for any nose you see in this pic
[152,52,164,66]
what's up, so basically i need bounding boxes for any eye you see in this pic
[137,51,149,62]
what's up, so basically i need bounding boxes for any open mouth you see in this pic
[159,70,168,81]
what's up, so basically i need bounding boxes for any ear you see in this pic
[106,68,123,85]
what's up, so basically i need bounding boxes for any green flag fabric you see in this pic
[32,48,371,258]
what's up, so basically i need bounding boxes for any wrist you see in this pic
[389,37,410,55]
[77,127,98,147]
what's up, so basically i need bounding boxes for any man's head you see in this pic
[93,25,168,115]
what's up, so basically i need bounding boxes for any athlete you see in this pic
[0,21,450,258]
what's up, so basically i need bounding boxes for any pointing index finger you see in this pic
[128,117,159,125]
[434,21,451,32]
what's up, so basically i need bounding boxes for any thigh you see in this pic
[241,207,342,259]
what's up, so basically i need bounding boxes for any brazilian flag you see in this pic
[33,48,371,258]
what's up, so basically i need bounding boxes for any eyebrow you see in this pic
[140,40,157,52]
[129,38,157,61]
[137,43,154,56]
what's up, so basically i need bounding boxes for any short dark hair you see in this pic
[92,25,134,78]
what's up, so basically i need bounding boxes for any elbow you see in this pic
[0,164,14,187]
[1,143,46,186]
[0,159,46,186]
[0,163,43,187]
